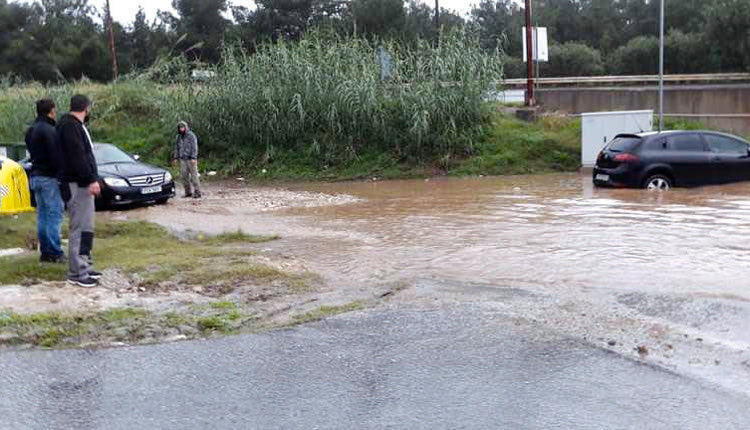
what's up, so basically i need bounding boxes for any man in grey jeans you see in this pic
[173,121,202,198]
[57,95,102,288]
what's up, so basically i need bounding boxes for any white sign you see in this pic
[0,147,6,158]
[522,27,548,62]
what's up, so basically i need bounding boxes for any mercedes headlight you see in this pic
[103,177,128,187]
[164,171,173,182]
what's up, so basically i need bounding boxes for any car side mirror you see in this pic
[133,154,141,161]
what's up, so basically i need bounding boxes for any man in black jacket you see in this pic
[24,98,65,263]
[57,94,102,288]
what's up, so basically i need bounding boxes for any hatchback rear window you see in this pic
[705,134,749,155]
[607,137,641,152]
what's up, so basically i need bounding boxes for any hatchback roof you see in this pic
[616,130,750,143]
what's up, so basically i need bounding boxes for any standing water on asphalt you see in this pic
[282,174,750,297]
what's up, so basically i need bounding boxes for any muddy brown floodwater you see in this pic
[138,174,750,396]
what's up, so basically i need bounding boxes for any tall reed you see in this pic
[170,28,504,172]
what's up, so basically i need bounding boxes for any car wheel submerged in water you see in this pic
[643,174,672,191]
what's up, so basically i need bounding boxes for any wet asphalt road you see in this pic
[2,305,749,429]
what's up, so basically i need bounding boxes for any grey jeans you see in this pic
[67,183,95,280]
[180,159,201,194]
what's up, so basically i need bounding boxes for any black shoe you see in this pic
[67,277,99,288]
[182,193,193,198]
[193,191,202,199]
[88,270,103,280]
[40,254,66,264]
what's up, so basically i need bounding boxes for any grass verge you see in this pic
[0,215,290,291]
[291,302,365,325]
[453,113,581,176]
[0,301,258,348]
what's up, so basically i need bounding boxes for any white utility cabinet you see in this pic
[581,110,653,167]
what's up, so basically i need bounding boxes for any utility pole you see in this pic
[434,0,440,28]
[658,0,665,132]
[106,0,118,80]
[524,0,534,106]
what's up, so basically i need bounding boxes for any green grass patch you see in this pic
[454,113,581,176]
[292,302,365,324]
[0,302,256,348]
[201,229,280,245]
[196,316,230,332]
[209,301,238,310]
[0,217,297,290]
[0,214,39,250]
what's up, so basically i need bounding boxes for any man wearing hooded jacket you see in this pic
[57,94,102,288]
[173,120,202,198]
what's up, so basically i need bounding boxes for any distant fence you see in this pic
[503,73,750,88]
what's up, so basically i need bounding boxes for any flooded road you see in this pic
[284,174,750,295]
[3,174,750,427]
[139,173,750,395]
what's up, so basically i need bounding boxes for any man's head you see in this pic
[70,94,92,123]
[36,98,56,120]
[178,121,189,135]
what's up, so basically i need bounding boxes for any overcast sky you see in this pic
[95,0,474,26]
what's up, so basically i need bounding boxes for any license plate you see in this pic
[595,174,610,181]
[141,186,162,194]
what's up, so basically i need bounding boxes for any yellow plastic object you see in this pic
[0,156,34,215]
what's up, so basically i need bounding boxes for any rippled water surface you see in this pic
[284,174,750,296]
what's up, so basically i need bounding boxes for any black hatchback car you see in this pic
[593,131,750,190]
[23,143,175,208]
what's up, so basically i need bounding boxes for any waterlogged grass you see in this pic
[454,113,581,176]
[0,301,257,348]
[0,215,284,287]
[201,229,280,245]
[292,302,365,324]
[0,298,372,348]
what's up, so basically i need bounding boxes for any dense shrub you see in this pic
[541,42,605,77]
[606,36,660,75]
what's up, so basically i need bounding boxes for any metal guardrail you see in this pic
[503,73,750,87]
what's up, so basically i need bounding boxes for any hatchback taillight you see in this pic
[613,153,639,163]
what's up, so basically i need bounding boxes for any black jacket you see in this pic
[24,115,62,178]
[57,113,98,186]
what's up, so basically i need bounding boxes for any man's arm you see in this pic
[188,133,198,159]
[60,123,97,186]
[42,125,63,176]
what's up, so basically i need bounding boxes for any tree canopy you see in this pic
[0,0,748,83]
